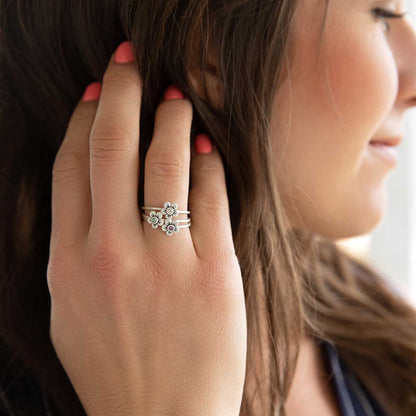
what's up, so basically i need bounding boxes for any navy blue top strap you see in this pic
[0,338,392,416]
[320,340,389,416]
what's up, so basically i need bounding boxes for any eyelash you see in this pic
[372,8,407,32]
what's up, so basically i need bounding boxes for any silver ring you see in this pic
[141,201,191,236]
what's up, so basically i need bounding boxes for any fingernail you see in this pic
[82,82,102,102]
[114,41,134,64]
[164,85,185,100]
[195,134,212,154]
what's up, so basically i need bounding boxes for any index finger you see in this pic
[89,41,143,234]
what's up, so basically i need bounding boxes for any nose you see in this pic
[393,14,416,109]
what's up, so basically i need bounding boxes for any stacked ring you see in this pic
[141,201,191,236]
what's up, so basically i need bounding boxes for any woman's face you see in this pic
[272,0,416,239]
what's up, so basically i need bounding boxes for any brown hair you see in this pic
[1,0,415,415]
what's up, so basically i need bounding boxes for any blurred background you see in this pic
[336,0,416,306]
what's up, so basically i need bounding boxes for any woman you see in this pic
[0,0,415,415]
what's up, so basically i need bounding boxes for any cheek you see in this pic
[325,20,399,138]
[270,11,399,238]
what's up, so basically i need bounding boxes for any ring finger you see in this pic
[142,85,193,247]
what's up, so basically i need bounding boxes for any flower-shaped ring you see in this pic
[147,211,164,229]
[162,218,180,236]
[141,201,191,237]
[161,201,178,218]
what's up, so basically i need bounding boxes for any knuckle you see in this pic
[145,151,188,180]
[46,265,61,301]
[86,237,128,279]
[196,157,220,175]
[70,107,95,126]
[192,256,239,298]
[142,246,193,291]
[193,188,227,213]
[157,97,193,116]
[46,252,77,299]
[103,68,139,90]
[46,260,61,294]
[85,232,143,301]
[90,131,134,163]
[155,99,193,130]
[198,225,236,260]
[52,149,86,183]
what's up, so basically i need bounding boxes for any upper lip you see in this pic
[369,136,402,147]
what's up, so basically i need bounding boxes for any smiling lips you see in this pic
[369,136,402,147]
[368,139,399,167]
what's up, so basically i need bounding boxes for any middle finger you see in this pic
[89,41,142,234]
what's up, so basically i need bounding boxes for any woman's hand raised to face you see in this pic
[47,41,247,416]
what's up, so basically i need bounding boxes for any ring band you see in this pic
[142,215,190,223]
[141,201,191,236]
[142,206,190,214]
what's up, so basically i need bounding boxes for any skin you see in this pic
[48,42,247,416]
[286,336,342,416]
[48,0,416,414]
[272,0,416,240]
[276,0,416,414]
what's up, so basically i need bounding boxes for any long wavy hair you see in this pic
[1,0,416,415]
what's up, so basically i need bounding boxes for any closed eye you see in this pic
[372,8,408,32]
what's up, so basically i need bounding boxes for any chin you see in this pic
[285,183,389,240]
[318,218,383,240]
[316,194,388,240]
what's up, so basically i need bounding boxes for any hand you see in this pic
[46,40,247,416]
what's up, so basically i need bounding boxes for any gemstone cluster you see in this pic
[146,201,181,236]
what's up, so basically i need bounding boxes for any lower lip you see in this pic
[368,142,398,167]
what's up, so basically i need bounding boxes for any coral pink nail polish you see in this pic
[164,85,185,100]
[195,134,212,154]
[114,41,134,64]
[82,82,102,102]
